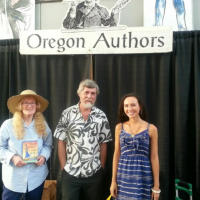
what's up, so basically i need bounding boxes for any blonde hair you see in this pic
[13,102,47,140]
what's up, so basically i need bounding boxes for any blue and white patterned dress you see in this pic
[116,124,153,200]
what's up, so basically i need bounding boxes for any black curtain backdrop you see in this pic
[0,39,91,199]
[93,52,173,200]
[0,31,199,200]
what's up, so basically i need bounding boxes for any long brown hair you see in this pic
[117,93,147,123]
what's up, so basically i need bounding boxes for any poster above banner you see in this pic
[20,26,173,55]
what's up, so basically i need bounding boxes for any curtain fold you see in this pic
[93,31,200,199]
[172,31,200,198]
[0,39,91,199]
[93,53,173,200]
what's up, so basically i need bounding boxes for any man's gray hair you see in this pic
[77,79,100,95]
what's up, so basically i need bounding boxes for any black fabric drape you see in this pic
[93,31,200,200]
[0,31,200,200]
[172,31,200,199]
[0,39,91,198]
[93,53,173,200]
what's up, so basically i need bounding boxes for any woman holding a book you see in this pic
[0,90,52,200]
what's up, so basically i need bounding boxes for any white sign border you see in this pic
[20,26,173,55]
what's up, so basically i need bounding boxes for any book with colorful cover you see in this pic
[22,141,38,163]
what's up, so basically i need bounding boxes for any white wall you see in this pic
[193,0,200,29]
[35,0,199,30]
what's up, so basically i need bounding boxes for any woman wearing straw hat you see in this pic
[0,89,52,200]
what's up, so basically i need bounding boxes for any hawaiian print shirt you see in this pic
[54,103,112,177]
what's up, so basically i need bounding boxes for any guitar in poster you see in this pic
[22,141,38,163]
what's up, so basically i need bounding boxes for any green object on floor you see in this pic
[175,179,192,200]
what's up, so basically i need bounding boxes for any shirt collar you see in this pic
[76,102,96,114]
[23,119,34,128]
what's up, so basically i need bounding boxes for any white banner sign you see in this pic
[20,26,173,55]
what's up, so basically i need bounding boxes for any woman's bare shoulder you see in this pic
[115,123,123,132]
[148,123,158,137]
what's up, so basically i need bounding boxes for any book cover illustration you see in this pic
[22,141,38,163]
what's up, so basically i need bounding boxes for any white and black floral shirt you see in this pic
[54,104,112,178]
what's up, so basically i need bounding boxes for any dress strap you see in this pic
[147,123,150,131]
[121,123,124,130]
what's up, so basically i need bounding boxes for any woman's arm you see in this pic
[39,123,52,161]
[0,120,18,165]
[149,124,160,199]
[110,123,121,198]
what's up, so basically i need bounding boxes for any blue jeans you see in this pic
[2,182,44,200]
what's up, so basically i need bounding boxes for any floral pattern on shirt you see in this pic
[54,104,111,177]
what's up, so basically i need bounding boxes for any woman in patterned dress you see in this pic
[110,93,160,200]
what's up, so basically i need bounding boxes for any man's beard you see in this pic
[83,102,93,109]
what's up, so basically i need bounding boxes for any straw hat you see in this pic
[7,90,49,114]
